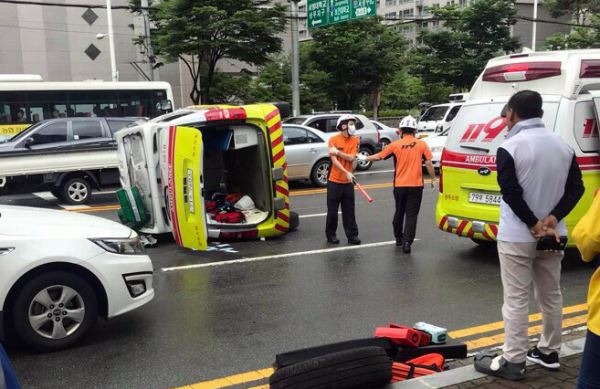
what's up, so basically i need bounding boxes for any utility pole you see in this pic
[531,0,538,51]
[290,0,301,116]
[106,0,119,81]
[141,0,155,80]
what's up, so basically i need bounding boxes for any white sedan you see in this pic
[423,128,449,168]
[0,206,154,351]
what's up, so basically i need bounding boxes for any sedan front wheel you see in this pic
[12,271,98,351]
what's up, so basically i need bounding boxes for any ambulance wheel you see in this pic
[311,159,330,187]
[289,211,299,231]
[356,147,373,171]
[61,177,92,205]
[471,238,497,248]
[269,346,392,389]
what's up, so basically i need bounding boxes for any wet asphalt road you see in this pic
[2,163,594,389]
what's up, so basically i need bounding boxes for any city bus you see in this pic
[0,76,174,140]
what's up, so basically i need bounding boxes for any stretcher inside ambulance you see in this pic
[115,104,295,251]
[436,50,600,246]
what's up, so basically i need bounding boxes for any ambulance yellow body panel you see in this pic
[436,50,600,246]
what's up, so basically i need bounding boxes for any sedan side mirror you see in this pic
[24,137,34,149]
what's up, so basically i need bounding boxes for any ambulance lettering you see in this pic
[583,118,599,139]
[460,116,507,143]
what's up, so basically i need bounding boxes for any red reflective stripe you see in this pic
[276,185,289,197]
[482,230,493,241]
[275,224,288,232]
[273,149,285,163]
[272,135,283,148]
[269,121,282,134]
[456,221,469,235]
[265,109,280,122]
[442,150,497,171]
[576,156,600,171]
[285,202,290,210]
[467,228,475,238]
[439,215,448,229]
[277,211,290,223]
[489,224,498,236]
[168,126,182,246]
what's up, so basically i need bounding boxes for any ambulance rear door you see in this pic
[440,98,560,224]
[158,125,208,250]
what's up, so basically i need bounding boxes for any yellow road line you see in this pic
[173,304,588,389]
[290,182,393,196]
[67,204,120,213]
[449,303,588,339]
[174,368,273,389]
[465,313,588,350]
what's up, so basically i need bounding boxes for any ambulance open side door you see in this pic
[159,125,208,250]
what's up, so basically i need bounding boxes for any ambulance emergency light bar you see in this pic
[482,61,562,83]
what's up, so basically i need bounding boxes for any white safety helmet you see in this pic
[336,114,357,130]
[399,115,418,131]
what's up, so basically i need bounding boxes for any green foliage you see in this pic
[142,0,287,104]
[380,70,453,111]
[409,0,521,90]
[544,0,600,25]
[307,17,407,110]
[543,14,600,50]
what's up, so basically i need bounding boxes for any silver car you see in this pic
[371,120,400,148]
[284,113,381,171]
[283,124,331,187]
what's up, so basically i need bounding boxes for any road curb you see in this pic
[389,337,586,388]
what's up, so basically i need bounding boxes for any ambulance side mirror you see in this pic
[272,167,284,181]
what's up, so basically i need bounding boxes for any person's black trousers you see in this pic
[393,186,423,244]
[326,182,359,240]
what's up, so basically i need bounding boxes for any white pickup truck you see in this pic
[0,117,141,204]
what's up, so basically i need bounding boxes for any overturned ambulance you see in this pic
[115,103,298,251]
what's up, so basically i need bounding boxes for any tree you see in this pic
[247,54,292,103]
[139,0,287,104]
[308,17,406,111]
[543,12,600,50]
[380,70,453,111]
[409,0,521,90]
[544,0,600,26]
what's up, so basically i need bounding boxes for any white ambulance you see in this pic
[436,49,600,246]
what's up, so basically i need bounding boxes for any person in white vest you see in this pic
[474,90,585,381]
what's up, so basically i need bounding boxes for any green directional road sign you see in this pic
[307,0,377,30]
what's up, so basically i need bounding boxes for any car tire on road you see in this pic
[310,159,330,188]
[61,177,92,205]
[12,271,98,352]
[289,211,300,231]
[269,346,392,389]
[355,147,373,171]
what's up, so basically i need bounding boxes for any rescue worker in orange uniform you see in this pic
[327,114,361,245]
[361,115,436,253]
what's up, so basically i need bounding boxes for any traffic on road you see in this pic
[0,39,599,389]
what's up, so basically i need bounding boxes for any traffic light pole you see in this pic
[290,0,301,116]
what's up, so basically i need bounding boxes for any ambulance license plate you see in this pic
[469,192,501,205]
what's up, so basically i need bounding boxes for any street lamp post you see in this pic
[290,0,301,116]
[106,0,119,81]
[531,0,538,51]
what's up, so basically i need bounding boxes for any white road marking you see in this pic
[32,192,56,201]
[355,169,394,176]
[299,211,340,219]
[161,239,416,272]
[60,204,91,210]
